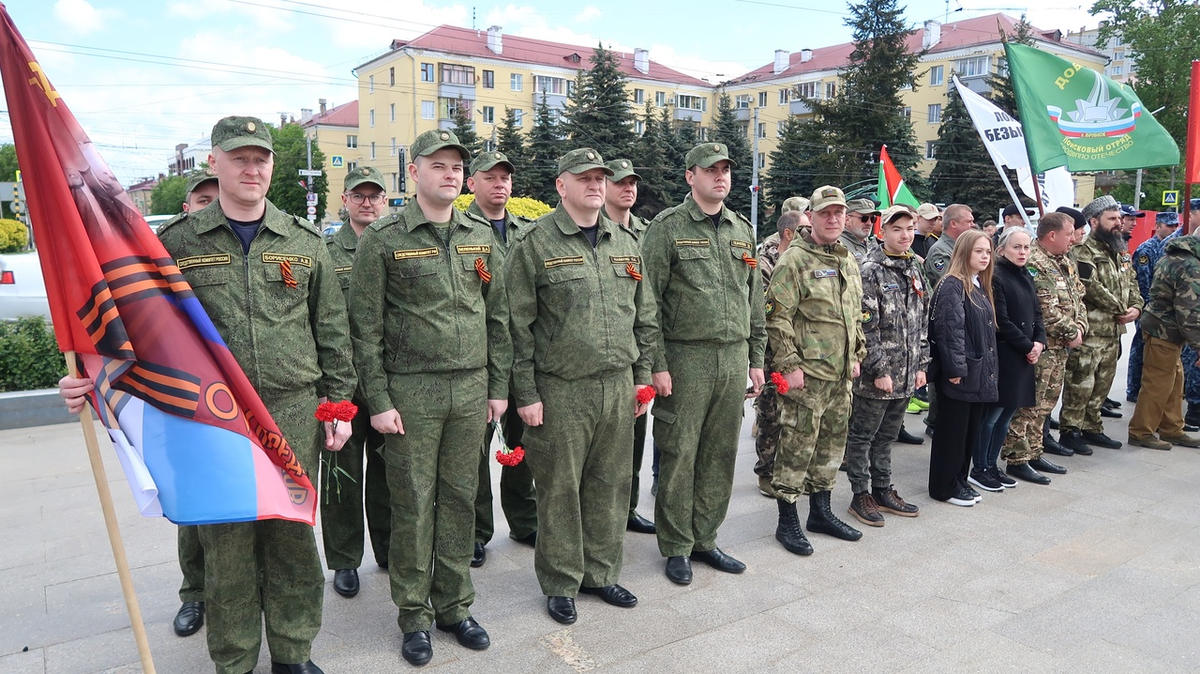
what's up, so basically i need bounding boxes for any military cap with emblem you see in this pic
[809,185,847,212]
[847,198,881,216]
[344,165,386,192]
[1055,206,1086,230]
[1081,194,1120,222]
[469,150,515,175]
[916,203,941,219]
[185,168,218,196]
[605,158,641,182]
[685,142,736,169]
[409,129,470,161]
[1156,211,1180,226]
[557,148,614,175]
[211,115,274,153]
[781,196,810,213]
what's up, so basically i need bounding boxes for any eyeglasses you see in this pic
[857,215,876,223]
[346,192,385,205]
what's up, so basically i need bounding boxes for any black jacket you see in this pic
[992,257,1047,408]
[928,275,999,403]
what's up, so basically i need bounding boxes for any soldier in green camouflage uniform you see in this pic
[504,148,657,624]
[348,130,512,665]
[320,167,392,598]
[765,186,866,556]
[1061,196,1142,451]
[1001,213,1086,481]
[157,116,357,674]
[641,143,766,584]
[466,150,538,566]
[602,158,655,534]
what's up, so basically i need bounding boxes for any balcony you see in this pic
[957,75,991,96]
[789,99,814,116]
[532,92,568,110]
[674,107,703,122]
[734,108,751,121]
[438,83,476,100]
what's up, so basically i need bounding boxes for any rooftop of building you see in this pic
[301,99,358,128]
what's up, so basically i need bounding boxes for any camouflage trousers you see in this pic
[844,395,908,494]
[319,406,391,570]
[653,341,747,558]
[754,386,780,479]
[1003,346,1068,464]
[1061,336,1120,434]
[524,368,634,596]
[381,369,483,633]
[177,525,203,603]
[474,403,538,544]
[772,376,852,503]
[1129,336,1186,438]
[198,392,324,674]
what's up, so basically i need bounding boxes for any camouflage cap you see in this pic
[879,204,916,227]
[557,148,614,175]
[685,142,736,169]
[469,150,515,175]
[1081,194,1119,222]
[809,185,847,212]
[344,165,386,192]
[606,158,641,182]
[916,203,941,219]
[184,168,218,196]
[781,196,810,213]
[1156,211,1180,225]
[410,129,470,161]
[211,116,273,153]
[847,198,881,216]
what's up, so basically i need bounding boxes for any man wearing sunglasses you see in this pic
[841,198,881,265]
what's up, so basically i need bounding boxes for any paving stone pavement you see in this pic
[2,337,1199,673]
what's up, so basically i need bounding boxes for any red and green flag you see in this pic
[1005,43,1179,174]
[876,145,919,208]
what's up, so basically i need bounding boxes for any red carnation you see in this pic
[770,371,789,394]
[496,445,525,466]
[314,402,338,423]
[636,386,656,405]
[334,400,359,422]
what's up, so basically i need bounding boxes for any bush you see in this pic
[0,218,28,253]
[453,194,553,221]
[0,316,66,391]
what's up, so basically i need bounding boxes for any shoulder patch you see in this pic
[1028,267,1038,278]
[1137,253,1150,266]
[862,309,872,323]
[292,215,321,236]
[933,259,946,271]
[764,298,776,317]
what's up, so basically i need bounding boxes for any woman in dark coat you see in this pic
[927,229,999,507]
[970,228,1046,492]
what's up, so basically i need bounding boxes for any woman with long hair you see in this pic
[927,229,999,507]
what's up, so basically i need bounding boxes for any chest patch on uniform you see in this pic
[456,244,491,255]
[610,255,641,264]
[730,240,753,250]
[544,255,585,268]
[862,310,873,323]
[394,247,439,260]
[813,269,838,279]
[882,282,901,292]
[933,259,946,271]
[1138,253,1150,266]
[334,265,353,275]
[765,299,776,316]
[1028,267,1038,278]
[262,252,312,268]
[676,238,711,247]
[176,253,231,270]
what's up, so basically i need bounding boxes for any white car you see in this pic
[0,250,50,321]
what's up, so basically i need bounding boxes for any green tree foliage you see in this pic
[562,44,638,161]
[0,144,19,219]
[710,89,755,216]
[450,97,482,159]
[929,83,1017,216]
[267,123,328,221]
[496,107,531,197]
[762,116,827,219]
[524,94,564,205]
[149,174,188,215]
[0,316,66,392]
[629,103,677,217]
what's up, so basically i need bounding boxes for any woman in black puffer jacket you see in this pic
[927,229,999,507]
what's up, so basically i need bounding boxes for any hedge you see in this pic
[0,316,66,391]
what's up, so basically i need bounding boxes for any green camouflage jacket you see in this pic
[326,222,358,305]
[1142,235,1200,348]
[504,205,658,408]
[640,194,767,372]
[1071,234,1143,339]
[348,199,512,415]
[856,248,929,399]
[1027,240,1087,349]
[157,198,355,406]
[468,200,529,259]
[765,231,866,382]
[601,207,649,236]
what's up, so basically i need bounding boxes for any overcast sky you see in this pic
[1,0,1103,185]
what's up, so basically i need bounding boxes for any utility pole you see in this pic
[750,106,760,235]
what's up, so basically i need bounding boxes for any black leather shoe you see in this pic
[333,569,359,598]
[1030,457,1067,474]
[547,596,577,625]
[512,531,537,547]
[896,427,924,445]
[1042,434,1074,457]
[173,601,204,637]
[1048,417,1060,430]
[1060,430,1092,454]
[1100,406,1123,419]
[401,631,432,666]
[579,584,638,607]
[1185,423,1200,433]
[1103,397,1121,409]
[437,617,490,650]
[271,661,324,674]
[924,425,935,438]
[1082,431,1122,449]
[664,556,692,585]
[690,548,746,574]
[1006,462,1050,485]
[626,511,656,534]
[471,543,486,568]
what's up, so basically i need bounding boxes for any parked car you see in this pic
[322,222,342,237]
[0,251,50,321]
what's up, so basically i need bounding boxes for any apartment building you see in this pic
[299,99,359,221]
[1065,26,1134,83]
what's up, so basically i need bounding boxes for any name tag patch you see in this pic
[334,265,353,275]
[394,247,439,260]
[882,282,901,291]
[456,244,491,255]
[610,255,641,264]
[176,254,231,270]
[730,240,753,250]
[262,252,312,267]
[676,238,710,247]
[545,255,585,268]
[813,269,838,279]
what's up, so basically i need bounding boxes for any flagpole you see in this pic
[66,352,157,673]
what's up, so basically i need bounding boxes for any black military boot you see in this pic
[1187,404,1200,428]
[775,498,813,556]
[806,491,863,541]
[1060,429,1092,455]
[1043,419,1074,457]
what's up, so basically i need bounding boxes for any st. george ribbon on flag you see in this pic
[0,6,317,525]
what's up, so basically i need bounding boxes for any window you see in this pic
[676,94,707,111]
[952,56,990,78]
[634,119,645,135]
[346,134,357,148]
[438,97,472,119]
[795,82,818,99]
[634,88,645,104]
[925,141,937,160]
[511,73,523,91]
[757,152,766,169]
[777,120,786,136]
[927,103,942,124]
[420,63,434,82]
[513,108,524,127]
[825,81,836,99]
[346,161,358,172]
[440,63,476,85]
[757,91,768,107]
[778,88,790,104]
[1111,65,1124,76]
[482,70,495,89]
[756,122,767,138]
[655,91,666,107]
[421,100,435,119]
[389,67,395,86]
[735,94,751,109]
[368,109,375,127]
[391,137,397,156]
[481,106,495,124]
[392,173,399,193]
[901,106,911,120]
[534,75,571,96]
[370,141,376,160]
[389,103,395,122]
[368,75,374,93]
[697,127,708,141]
[929,65,944,86]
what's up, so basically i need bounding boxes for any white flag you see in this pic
[953,75,1074,211]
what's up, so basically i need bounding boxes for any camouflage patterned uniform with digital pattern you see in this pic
[754,232,783,481]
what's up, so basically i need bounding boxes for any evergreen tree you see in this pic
[525,93,563,205]
[762,116,817,219]
[267,123,328,221]
[496,107,532,198]
[668,117,700,205]
[449,97,482,189]
[562,44,638,161]
[629,102,674,217]
[710,89,755,216]
[929,83,1015,216]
